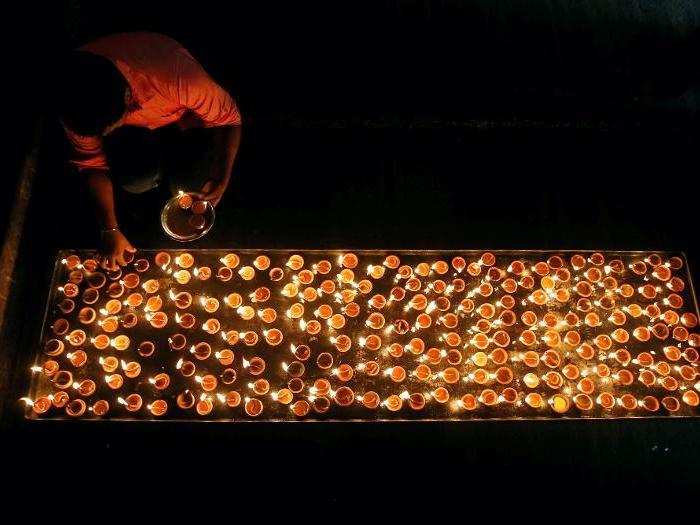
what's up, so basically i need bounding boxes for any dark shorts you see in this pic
[103,125,215,195]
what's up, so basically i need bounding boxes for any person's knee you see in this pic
[119,170,162,194]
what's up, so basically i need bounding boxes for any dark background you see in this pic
[1,0,699,507]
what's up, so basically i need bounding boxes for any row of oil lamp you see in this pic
[53,250,699,347]
[23,384,700,418]
[28,251,698,419]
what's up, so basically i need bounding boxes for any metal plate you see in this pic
[160,193,215,242]
[24,250,700,421]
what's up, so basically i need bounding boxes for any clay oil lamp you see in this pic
[274,388,293,405]
[596,392,615,410]
[168,333,187,351]
[344,302,361,317]
[550,394,570,414]
[66,329,86,347]
[311,396,330,414]
[614,369,634,386]
[191,342,211,361]
[362,361,380,376]
[215,349,235,366]
[171,291,192,309]
[316,352,334,370]
[360,391,380,409]
[202,318,221,334]
[246,356,266,376]
[238,266,255,281]
[196,395,214,416]
[221,368,237,385]
[522,373,539,389]
[264,328,284,346]
[66,350,87,368]
[175,253,194,269]
[461,394,479,411]
[134,258,149,272]
[269,267,284,281]
[51,318,70,336]
[119,393,143,412]
[99,356,119,373]
[433,387,450,404]
[291,344,311,361]
[285,361,306,378]
[111,334,131,351]
[173,270,191,285]
[177,390,196,409]
[291,400,310,417]
[225,391,241,407]
[662,396,680,412]
[385,394,403,412]
[311,259,331,275]
[334,386,355,407]
[573,394,593,411]
[258,307,277,324]
[242,331,259,345]
[619,394,638,411]
[176,313,196,329]
[66,399,87,417]
[196,374,218,392]
[177,358,196,377]
[286,254,305,271]
[121,360,141,379]
[479,389,497,406]
[91,400,110,417]
[51,391,69,408]
[142,279,160,294]
[148,400,168,417]
[62,254,82,270]
[107,282,125,298]
[288,378,304,393]
[77,307,96,325]
[41,360,60,377]
[121,312,139,328]
[135,340,154,357]
[45,338,65,356]
[73,379,96,397]
[640,396,660,412]
[53,370,73,389]
[244,397,264,417]
[149,372,170,391]
[251,379,269,396]
[105,373,124,390]
[332,363,353,382]
[314,375,335,398]
[252,255,270,271]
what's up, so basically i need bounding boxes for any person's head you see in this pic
[59,50,127,136]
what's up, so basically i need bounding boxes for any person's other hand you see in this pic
[100,229,136,270]
[199,178,229,207]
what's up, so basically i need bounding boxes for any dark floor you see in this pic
[2,0,700,504]
[1,117,699,501]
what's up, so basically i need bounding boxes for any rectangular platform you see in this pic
[24,250,700,421]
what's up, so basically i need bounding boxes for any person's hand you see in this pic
[99,229,136,270]
[199,177,229,207]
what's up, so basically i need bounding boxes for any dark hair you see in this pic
[59,50,127,136]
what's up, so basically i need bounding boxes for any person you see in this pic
[59,32,242,270]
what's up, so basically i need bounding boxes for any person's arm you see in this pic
[83,169,136,270]
[64,126,136,269]
[173,56,242,206]
[199,124,242,207]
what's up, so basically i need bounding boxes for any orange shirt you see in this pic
[64,32,241,172]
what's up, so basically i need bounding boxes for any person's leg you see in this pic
[103,126,163,194]
[159,127,216,196]
[102,127,166,236]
